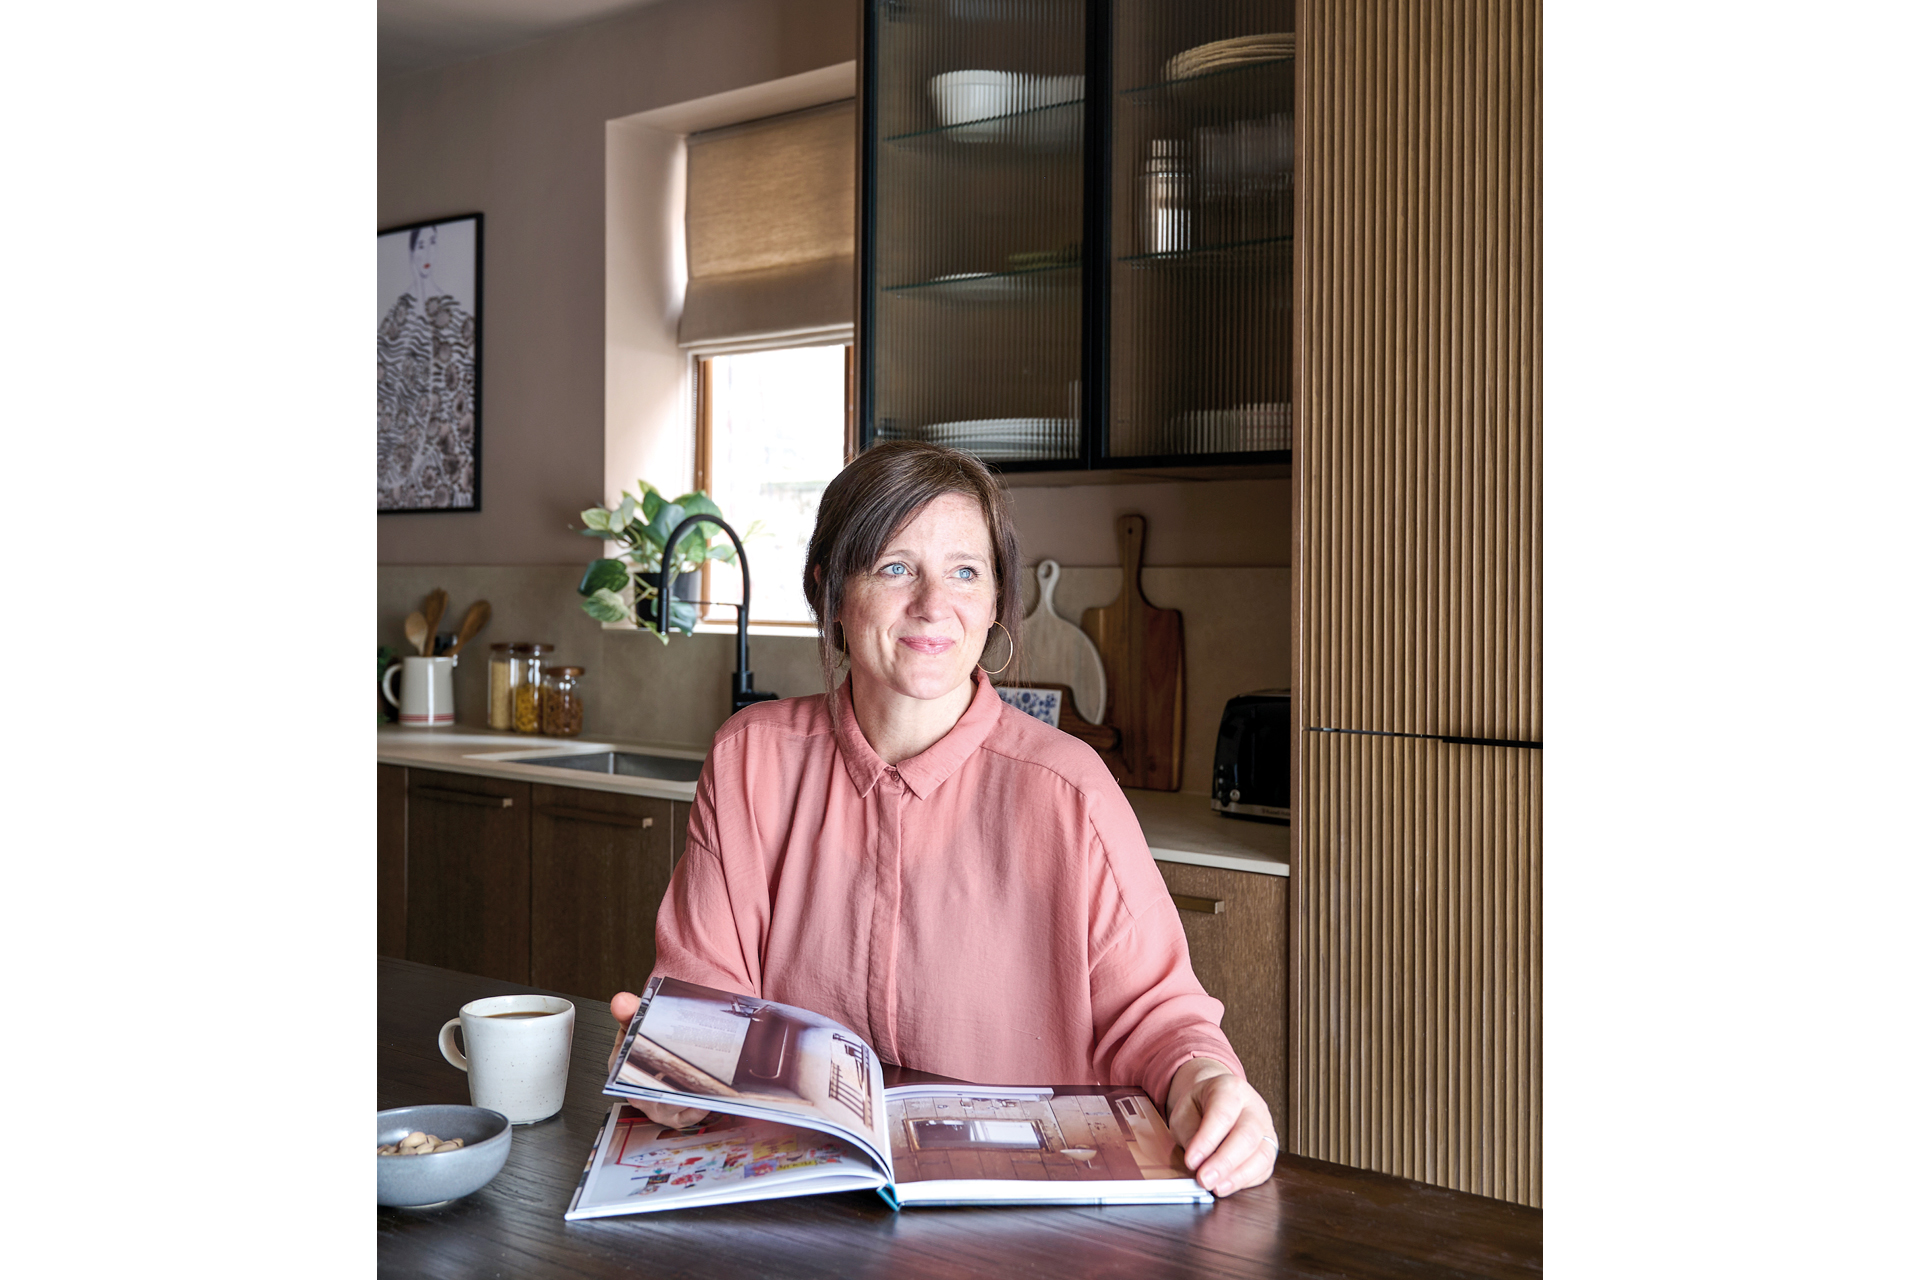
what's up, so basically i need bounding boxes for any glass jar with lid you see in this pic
[512,644,554,733]
[540,666,586,738]
[486,643,516,731]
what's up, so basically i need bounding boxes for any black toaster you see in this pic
[1211,690,1290,823]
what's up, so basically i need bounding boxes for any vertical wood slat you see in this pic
[1293,0,1541,1205]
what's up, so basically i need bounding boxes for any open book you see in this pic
[564,975,1211,1218]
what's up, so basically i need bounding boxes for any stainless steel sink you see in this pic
[506,751,705,782]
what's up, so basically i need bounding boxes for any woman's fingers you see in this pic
[1181,1074,1253,1169]
[639,1100,711,1129]
[606,990,641,1074]
[1185,1077,1277,1196]
[1194,1114,1277,1196]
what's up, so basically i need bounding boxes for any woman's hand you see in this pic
[606,990,711,1130]
[1165,1058,1277,1197]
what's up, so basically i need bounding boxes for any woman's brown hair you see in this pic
[804,441,1022,692]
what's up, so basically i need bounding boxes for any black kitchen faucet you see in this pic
[656,514,779,716]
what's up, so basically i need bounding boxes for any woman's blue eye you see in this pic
[881,563,907,576]
[955,566,976,580]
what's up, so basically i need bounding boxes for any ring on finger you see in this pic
[1259,1134,1280,1155]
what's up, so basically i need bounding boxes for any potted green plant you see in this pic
[575,482,744,639]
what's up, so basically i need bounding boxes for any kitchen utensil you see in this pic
[404,611,431,656]
[383,655,458,728]
[1081,515,1185,790]
[376,1104,512,1207]
[1020,559,1107,723]
[439,993,576,1124]
[420,589,449,655]
[448,599,492,655]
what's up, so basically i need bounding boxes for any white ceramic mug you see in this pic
[438,994,575,1124]
[383,655,457,728]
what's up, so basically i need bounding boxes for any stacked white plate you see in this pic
[1163,33,1295,82]
[1163,403,1291,454]
[916,418,1081,461]
[928,70,1086,145]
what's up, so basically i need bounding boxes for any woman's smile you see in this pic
[898,635,956,655]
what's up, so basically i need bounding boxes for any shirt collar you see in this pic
[832,668,1004,800]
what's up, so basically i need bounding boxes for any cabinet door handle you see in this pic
[534,804,654,829]
[1171,894,1224,915]
[414,786,513,809]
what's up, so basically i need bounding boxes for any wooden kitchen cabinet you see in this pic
[1156,859,1288,1144]
[378,764,407,958]
[382,766,692,998]
[528,785,680,1003]
[404,768,532,984]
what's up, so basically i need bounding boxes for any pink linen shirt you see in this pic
[651,669,1244,1105]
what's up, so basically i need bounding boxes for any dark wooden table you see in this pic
[379,958,1541,1278]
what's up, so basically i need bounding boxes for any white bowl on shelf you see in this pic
[929,70,1019,128]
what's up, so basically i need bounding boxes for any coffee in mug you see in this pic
[438,994,575,1124]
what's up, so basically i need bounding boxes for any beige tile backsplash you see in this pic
[379,562,1286,794]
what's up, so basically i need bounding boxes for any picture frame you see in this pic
[378,212,483,512]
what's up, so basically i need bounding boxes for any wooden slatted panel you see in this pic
[1292,0,1542,1205]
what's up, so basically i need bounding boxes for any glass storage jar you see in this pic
[540,666,586,738]
[512,644,554,733]
[487,643,515,731]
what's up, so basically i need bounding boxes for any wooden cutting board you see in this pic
[1081,515,1185,791]
[1020,559,1107,724]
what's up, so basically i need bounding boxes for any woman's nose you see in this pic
[908,574,954,616]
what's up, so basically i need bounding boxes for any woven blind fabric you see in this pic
[680,99,857,347]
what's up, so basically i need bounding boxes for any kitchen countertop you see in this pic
[379,726,1288,877]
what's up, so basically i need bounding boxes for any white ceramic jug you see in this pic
[383,655,457,727]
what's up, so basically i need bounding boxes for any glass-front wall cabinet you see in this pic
[861,0,1294,475]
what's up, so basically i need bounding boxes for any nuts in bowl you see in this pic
[376,1104,512,1208]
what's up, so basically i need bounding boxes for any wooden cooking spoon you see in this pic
[404,611,431,656]
[448,600,492,655]
[421,589,449,655]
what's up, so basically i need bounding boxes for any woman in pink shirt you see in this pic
[610,442,1277,1196]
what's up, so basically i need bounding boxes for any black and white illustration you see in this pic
[378,213,481,511]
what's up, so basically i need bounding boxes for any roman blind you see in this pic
[679,99,857,349]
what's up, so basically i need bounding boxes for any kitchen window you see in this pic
[678,100,857,629]
[694,343,853,626]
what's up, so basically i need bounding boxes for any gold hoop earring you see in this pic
[980,620,1014,677]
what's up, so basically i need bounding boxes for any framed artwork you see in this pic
[378,213,483,512]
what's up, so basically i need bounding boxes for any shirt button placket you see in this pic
[866,767,905,1063]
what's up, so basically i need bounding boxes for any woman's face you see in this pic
[838,492,998,705]
[410,226,437,280]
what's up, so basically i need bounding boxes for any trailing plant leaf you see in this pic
[581,587,630,624]
[647,502,688,558]
[581,507,612,532]
[577,558,629,596]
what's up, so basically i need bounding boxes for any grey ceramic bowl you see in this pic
[377,1105,512,1208]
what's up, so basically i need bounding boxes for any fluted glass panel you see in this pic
[870,0,1087,465]
[1108,1,1294,460]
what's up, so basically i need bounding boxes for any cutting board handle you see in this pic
[1037,559,1062,618]
[1117,514,1146,600]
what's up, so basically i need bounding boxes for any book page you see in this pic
[883,1085,1198,1191]
[564,1106,884,1220]
[607,977,890,1170]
